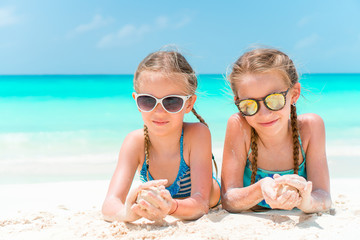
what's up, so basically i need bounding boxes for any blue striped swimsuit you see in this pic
[139,129,191,198]
[243,134,307,208]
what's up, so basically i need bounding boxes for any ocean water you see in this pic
[1,74,359,184]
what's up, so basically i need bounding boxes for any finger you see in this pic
[304,181,313,195]
[127,186,143,203]
[275,179,306,191]
[266,187,278,200]
[275,175,306,184]
[159,190,173,208]
[267,200,279,209]
[285,191,303,210]
[292,194,301,207]
[144,190,166,208]
[263,188,277,202]
[277,190,292,205]
[131,203,146,216]
[285,191,298,205]
[261,183,277,200]
[145,190,172,213]
[133,205,158,221]
[136,199,157,213]
[296,196,303,207]
[160,189,172,201]
[141,179,168,189]
[273,174,281,179]
[137,199,165,220]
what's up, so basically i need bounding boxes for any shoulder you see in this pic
[121,128,145,152]
[223,112,251,154]
[116,128,145,169]
[227,113,250,129]
[298,113,325,134]
[226,113,251,138]
[298,113,326,149]
[124,128,144,142]
[183,122,211,140]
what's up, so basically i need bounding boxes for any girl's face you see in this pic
[134,71,196,136]
[235,71,300,136]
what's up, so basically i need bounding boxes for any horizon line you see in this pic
[1,72,360,76]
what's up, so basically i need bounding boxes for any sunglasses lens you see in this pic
[137,95,156,111]
[163,96,184,113]
[239,99,258,116]
[265,93,285,110]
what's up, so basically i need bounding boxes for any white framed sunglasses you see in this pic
[134,93,192,113]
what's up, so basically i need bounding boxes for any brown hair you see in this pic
[134,50,216,179]
[229,48,300,184]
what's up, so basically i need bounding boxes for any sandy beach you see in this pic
[1,178,359,240]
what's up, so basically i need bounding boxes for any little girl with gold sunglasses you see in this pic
[221,48,331,213]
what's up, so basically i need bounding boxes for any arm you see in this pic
[102,130,145,222]
[275,114,331,213]
[221,114,265,212]
[170,123,214,220]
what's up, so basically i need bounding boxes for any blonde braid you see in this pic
[250,127,259,184]
[144,125,151,180]
[191,107,219,177]
[191,108,208,127]
[290,104,300,174]
[234,103,259,183]
[234,103,258,183]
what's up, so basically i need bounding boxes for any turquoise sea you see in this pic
[1,74,359,184]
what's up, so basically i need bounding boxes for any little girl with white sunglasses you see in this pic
[102,50,220,222]
[221,48,331,213]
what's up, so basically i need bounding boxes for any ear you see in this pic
[185,95,197,113]
[291,83,301,104]
[132,92,141,112]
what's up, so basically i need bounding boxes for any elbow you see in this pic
[302,190,332,214]
[222,200,243,213]
[101,203,115,222]
[221,191,253,213]
[189,202,209,220]
[321,193,332,213]
[102,214,115,223]
[221,193,242,213]
[177,199,209,221]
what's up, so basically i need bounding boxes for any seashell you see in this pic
[276,184,299,197]
[136,186,164,209]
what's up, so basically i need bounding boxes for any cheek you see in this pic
[140,112,152,121]
[280,104,292,119]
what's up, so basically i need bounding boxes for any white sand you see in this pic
[1,178,359,240]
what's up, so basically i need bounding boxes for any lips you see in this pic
[152,120,169,126]
[259,119,278,127]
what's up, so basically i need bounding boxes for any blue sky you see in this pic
[1,0,360,74]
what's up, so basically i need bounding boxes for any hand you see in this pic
[131,180,173,221]
[132,188,173,221]
[260,177,277,203]
[125,179,168,221]
[274,174,313,211]
[261,175,302,210]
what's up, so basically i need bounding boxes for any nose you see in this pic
[257,101,272,116]
[153,102,167,113]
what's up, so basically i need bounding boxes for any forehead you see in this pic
[136,71,188,97]
[236,71,288,98]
